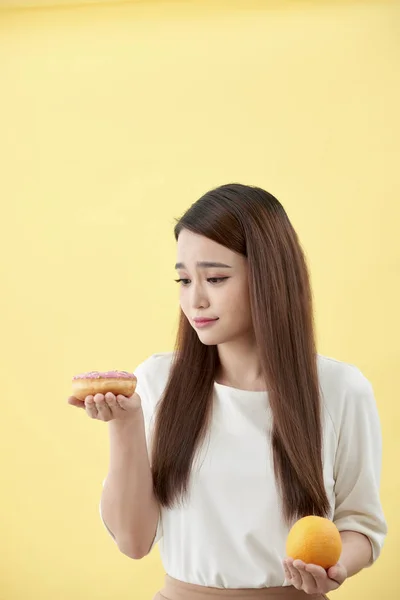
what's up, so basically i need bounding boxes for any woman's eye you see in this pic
[207,277,228,284]
[174,278,191,285]
[174,277,228,286]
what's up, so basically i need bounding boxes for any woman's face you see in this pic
[175,229,254,346]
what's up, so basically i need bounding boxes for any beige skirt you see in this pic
[154,575,328,600]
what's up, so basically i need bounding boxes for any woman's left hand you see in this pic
[283,558,347,595]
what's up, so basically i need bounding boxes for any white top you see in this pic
[100,352,387,589]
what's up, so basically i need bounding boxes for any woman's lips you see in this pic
[193,318,219,328]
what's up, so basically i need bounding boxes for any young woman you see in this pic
[69,184,387,600]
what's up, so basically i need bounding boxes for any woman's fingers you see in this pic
[305,563,329,586]
[69,391,141,421]
[93,393,113,421]
[293,560,318,593]
[85,395,99,418]
[67,396,85,408]
[283,559,292,583]
[116,394,132,410]
[82,393,118,421]
[285,558,303,589]
[104,392,125,416]
[283,558,340,595]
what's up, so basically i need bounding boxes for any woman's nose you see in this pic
[191,284,210,309]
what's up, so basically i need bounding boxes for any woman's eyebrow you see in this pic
[174,261,232,270]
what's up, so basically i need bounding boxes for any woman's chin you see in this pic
[197,335,219,346]
[194,329,221,345]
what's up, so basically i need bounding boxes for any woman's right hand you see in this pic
[67,391,142,422]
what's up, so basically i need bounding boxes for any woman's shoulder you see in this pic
[135,351,175,372]
[317,353,372,390]
[317,353,375,419]
[133,351,175,398]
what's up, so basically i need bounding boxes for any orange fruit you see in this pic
[286,516,342,569]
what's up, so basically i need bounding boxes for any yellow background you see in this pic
[0,1,398,598]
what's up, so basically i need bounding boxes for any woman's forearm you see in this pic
[101,409,160,559]
[339,530,373,577]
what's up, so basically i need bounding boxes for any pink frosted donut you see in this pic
[72,370,137,401]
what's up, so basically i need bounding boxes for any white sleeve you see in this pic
[332,373,387,564]
[99,355,163,550]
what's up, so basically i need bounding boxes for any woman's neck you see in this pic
[215,336,266,391]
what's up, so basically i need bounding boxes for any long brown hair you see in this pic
[151,183,330,525]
